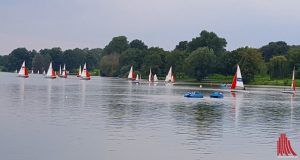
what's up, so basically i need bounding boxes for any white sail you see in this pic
[154,74,158,82]
[81,63,90,80]
[18,61,25,76]
[78,65,82,77]
[62,64,67,77]
[165,66,172,82]
[236,65,244,88]
[128,65,133,79]
[149,68,152,82]
[43,70,46,75]
[15,69,18,73]
[136,74,139,81]
[81,63,87,78]
[37,70,40,74]
[59,65,62,76]
[31,69,33,74]
[46,62,55,78]
[291,66,296,91]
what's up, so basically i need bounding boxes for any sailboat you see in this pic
[81,63,90,80]
[43,70,46,75]
[282,67,296,94]
[154,74,158,82]
[58,65,62,77]
[128,65,136,80]
[18,61,29,78]
[31,69,34,74]
[37,70,40,74]
[60,64,67,78]
[45,62,56,79]
[165,66,175,83]
[148,68,153,82]
[15,69,18,73]
[133,74,140,83]
[76,65,82,77]
[231,64,245,92]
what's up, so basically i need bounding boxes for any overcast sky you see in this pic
[1,0,300,54]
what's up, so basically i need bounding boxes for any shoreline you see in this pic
[1,71,297,88]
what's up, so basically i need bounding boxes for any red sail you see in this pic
[231,73,237,89]
[87,71,90,78]
[292,80,296,91]
[277,133,298,157]
[52,69,55,77]
[132,71,136,80]
[25,68,29,76]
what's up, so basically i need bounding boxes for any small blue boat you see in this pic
[210,92,224,98]
[184,92,204,98]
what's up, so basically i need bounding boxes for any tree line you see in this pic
[0,30,299,83]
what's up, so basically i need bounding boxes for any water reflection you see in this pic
[1,73,300,160]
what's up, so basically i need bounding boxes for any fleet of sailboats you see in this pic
[18,61,29,78]
[12,61,298,97]
[282,67,296,94]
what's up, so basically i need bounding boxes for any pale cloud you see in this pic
[1,0,300,54]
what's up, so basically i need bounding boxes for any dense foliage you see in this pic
[0,30,299,83]
[0,47,102,74]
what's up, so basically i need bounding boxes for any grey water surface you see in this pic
[0,72,299,160]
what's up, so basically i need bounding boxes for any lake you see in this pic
[0,72,299,160]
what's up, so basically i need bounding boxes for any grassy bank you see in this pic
[249,75,300,86]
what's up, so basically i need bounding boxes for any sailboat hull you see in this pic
[230,89,250,93]
[282,90,296,94]
[45,76,56,79]
[18,75,29,78]
[81,77,90,80]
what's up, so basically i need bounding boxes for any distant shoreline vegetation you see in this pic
[0,30,299,86]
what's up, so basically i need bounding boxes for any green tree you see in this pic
[103,36,129,54]
[84,48,102,71]
[268,56,289,79]
[100,53,120,76]
[187,30,227,56]
[39,47,63,71]
[7,48,32,72]
[63,48,86,72]
[166,50,188,78]
[0,55,9,71]
[119,48,146,76]
[221,51,243,75]
[129,39,148,50]
[184,47,216,81]
[32,54,51,73]
[175,41,188,51]
[260,41,289,62]
[142,47,168,77]
[236,47,265,83]
[287,46,300,77]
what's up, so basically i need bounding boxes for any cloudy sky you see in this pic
[1,0,300,54]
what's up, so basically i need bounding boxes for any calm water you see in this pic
[0,72,299,160]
